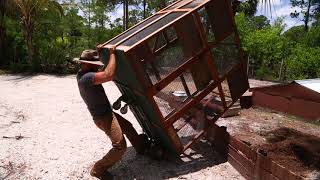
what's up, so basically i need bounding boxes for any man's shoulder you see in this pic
[77,71,96,86]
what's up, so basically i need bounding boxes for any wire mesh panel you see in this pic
[220,80,233,107]
[201,93,224,120]
[153,71,198,118]
[108,14,162,45]
[175,14,204,57]
[173,107,206,146]
[197,7,215,42]
[167,0,193,10]
[211,34,239,76]
[205,0,234,41]
[181,0,206,9]
[120,12,186,47]
[146,43,185,84]
[227,66,250,102]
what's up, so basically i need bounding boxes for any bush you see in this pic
[285,45,320,80]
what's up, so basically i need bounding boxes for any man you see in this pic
[75,47,146,179]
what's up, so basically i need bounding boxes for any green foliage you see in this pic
[236,12,320,81]
[0,0,319,81]
[285,45,320,79]
[290,0,320,30]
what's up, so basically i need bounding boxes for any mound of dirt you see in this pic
[259,127,320,176]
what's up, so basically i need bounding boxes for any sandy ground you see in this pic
[0,74,243,180]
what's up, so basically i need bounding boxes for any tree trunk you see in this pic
[123,0,129,31]
[0,0,6,64]
[304,0,312,31]
[125,0,129,30]
[123,0,126,31]
[159,0,166,9]
[88,0,91,46]
[143,0,146,19]
[22,20,35,64]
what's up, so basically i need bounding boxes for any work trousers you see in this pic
[92,112,144,176]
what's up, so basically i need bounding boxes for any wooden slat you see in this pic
[228,154,251,180]
[228,145,255,175]
[257,167,279,180]
[183,130,205,151]
[164,80,216,127]
[161,8,194,13]
[256,153,304,180]
[229,137,257,161]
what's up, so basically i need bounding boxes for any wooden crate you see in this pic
[100,0,249,156]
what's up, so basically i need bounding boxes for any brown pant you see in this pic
[92,112,144,176]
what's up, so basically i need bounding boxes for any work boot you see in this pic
[135,134,151,155]
[90,167,114,180]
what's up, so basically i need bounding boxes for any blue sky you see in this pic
[68,0,303,30]
[107,0,304,30]
[255,0,304,29]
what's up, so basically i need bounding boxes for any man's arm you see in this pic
[94,47,116,85]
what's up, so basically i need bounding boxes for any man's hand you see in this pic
[109,46,116,54]
[94,46,117,85]
[96,44,103,53]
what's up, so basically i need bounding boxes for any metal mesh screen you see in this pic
[202,87,224,119]
[206,0,234,41]
[142,42,186,85]
[227,66,249,101]
[181,0,205,9]
[153,71,198,118]
[120,12,185,46]
[167,0,192,10]
[220,80,233,107]
[211,34,239,76]
[173,106,206,146]
[108,14,162,45]
[198,7,215,42]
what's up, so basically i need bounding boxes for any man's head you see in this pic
[74,49,104,72]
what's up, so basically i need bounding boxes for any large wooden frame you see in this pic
[100,0,249,156]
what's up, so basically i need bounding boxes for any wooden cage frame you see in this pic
[100,0,249,156]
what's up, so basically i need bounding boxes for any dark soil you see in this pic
[259,127,320,176]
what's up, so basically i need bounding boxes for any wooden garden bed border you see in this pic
[210,124,304,180]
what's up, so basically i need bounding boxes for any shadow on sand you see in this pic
[111,140,227,179]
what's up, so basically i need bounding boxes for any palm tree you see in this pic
[12,0,63,64]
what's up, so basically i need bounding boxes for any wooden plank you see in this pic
[161,8,194,13]
[229,137,257,161]
[228,153,251,180]
[164,80,216,127]
[256,152,304,180]
[228,145,255,175]
[257,167,279,180]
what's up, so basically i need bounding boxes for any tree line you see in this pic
[0,0,319,81]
